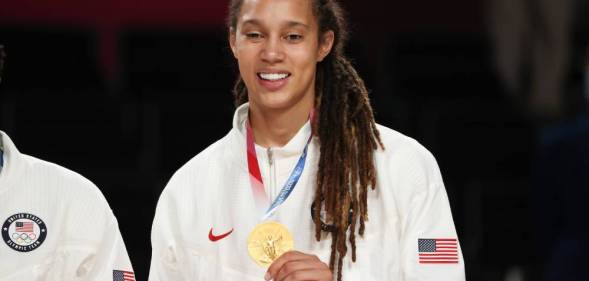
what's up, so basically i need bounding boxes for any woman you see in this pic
[0,46,135,280]
[149,0,465,280]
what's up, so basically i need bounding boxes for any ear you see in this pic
[229,28,238,59]
[317,30,335,62]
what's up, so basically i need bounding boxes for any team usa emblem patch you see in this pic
[2,213,48,252]
[418,238,459,264]
[113,270,136,281]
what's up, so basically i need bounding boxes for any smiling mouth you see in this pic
[257,72,291,81]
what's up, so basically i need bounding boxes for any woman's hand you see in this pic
[265,251,333,281]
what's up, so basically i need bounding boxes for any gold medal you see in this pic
[247,221,294,268]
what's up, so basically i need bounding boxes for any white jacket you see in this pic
[0,131,134,280]
[150,104,465,281]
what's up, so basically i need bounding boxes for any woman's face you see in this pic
[230,0,333,113]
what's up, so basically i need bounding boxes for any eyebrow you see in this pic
[241,19,310,29]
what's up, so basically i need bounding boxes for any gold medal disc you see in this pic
[247,221,294,268]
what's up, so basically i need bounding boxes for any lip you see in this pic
[256,69,291,92]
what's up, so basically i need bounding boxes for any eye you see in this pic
[285,34,303,42]
[245,32,263,40]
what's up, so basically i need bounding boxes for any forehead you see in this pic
[238,0,316,27]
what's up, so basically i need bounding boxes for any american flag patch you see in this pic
[16,221,34,233]
[113,270,135,281]
[418,238,459,264]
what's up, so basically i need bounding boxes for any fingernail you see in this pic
[264,272,271,281]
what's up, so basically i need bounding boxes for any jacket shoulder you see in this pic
[374,124,444,192]
[161,130,235,197]
[20,154,112,209]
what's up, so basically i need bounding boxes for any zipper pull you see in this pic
[267,147,273,166]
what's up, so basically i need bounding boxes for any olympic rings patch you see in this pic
[2,213,47,252]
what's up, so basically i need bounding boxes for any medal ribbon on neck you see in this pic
[246,114,313,221]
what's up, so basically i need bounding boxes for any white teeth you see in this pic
[259,73,289,81]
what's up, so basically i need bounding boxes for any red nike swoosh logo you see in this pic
[209,228,233,242]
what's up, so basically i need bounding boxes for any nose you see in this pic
[260,36,285,63]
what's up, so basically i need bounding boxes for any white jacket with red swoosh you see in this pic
[149,103,466,281]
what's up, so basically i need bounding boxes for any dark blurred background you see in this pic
[1,0,588,280]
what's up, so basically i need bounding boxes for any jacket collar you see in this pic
[229,103,315,169]
[0,131,23,194]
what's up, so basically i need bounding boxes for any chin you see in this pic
[247,81,314,112]
[256,99,298,111]
[253,95,309,112]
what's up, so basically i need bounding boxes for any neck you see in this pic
[248,101,313,148]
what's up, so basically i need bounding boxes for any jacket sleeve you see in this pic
[397,151,466,281]
[400,183,465,281]
[86,218,135,280]
[149,186,187,281]
[36,212,135,281]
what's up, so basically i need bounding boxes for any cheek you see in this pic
[293,52,318,80]
[236,47,258,75]
[289,45,319,69]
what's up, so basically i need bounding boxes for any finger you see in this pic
[280,268,332,281]
[274,260,317,281]
[266,251,309,280]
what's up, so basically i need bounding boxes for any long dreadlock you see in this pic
[228,1,383,280]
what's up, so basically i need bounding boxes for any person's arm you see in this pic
[397,151,465,281]
[400,182,465,280]
[86,218,135,281]
[149,187,186,281]
[373,134,466,281]
[37,210,135,280]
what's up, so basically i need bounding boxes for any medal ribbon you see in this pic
[246,116,312,221]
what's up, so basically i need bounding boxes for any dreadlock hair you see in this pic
[228,1,383,280]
